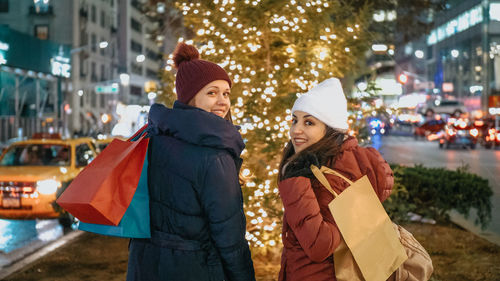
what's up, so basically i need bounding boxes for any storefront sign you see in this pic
[428,5,483,45]
[0,40,8,65]
[0,41,9,51]
[442,82,454,92]
[50,55,71,78]
[0,25,70,75]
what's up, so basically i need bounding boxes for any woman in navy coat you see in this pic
[126,42,255,281]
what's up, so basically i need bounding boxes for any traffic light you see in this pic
[398,73,408,84]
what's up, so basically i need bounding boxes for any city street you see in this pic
[1,0,500,279]
[378,134,500,245]
[0,219,64,271]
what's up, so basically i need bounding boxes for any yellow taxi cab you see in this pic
[0,133,97,225]
[95,135,125,153]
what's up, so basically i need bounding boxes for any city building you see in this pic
[0,0,162,138]
[118,0,162,106]
[0,25,70,143]
[399,0,500,113]
[353,9,402,107]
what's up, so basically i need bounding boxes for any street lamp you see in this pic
[136,54,145,63]
[119,73,130,86]
[70,41,109,54]
[414,50,425,59]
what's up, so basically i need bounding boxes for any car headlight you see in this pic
[36,179,61,195]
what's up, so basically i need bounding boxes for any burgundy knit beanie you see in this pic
[173,42,232,104]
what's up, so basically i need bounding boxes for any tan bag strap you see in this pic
[310,165,356,198]
[320,166,354,185]
[310,165,339,198]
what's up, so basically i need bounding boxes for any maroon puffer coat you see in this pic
[278,137,394,281]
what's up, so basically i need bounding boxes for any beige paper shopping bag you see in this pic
[311,165,407,281]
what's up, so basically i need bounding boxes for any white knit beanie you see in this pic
[291,78,349,131]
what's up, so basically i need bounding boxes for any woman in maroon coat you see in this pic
[277,78,394,281]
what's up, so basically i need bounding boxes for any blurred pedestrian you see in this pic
[277,78,394,281]
[126,42,255,281]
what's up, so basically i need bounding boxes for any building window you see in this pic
[91,5,96,23]
[131,0,141,11]
[130,85,142,96]
[131,62,143,75]
[146,48,160,61]
[34,25,49,40]
[100,64,106,81]
[80,57,87,78]
[0,0,8,13]
[100,10,106,28]
[91,91,97,108]
[80,29,88,46]
[100,93,105,108]
[130,40,142,53]
[91,62,97,82]
[131,18,141,32]
[91,33,96,52]
[146,68,158,79]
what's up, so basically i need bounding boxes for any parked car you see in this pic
[473,117,500,149]
[414,118,445,139]
[95,135,125,153]
[438,118,478,149]
[0,134,97,226]
[418,100,467,117]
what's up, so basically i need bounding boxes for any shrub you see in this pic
[384,164,493,229]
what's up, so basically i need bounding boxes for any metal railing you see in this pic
[0,117,53,143]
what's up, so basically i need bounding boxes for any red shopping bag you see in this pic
[56,125,149,226]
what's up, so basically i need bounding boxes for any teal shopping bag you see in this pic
[78,134,151,238]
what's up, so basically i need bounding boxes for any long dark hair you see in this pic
[278,126,346,182]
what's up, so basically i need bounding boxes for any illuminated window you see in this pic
[33,0,50,13]
[34,25,49,40]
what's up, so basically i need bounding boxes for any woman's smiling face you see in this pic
[290,110,326,154]
[190,80,231,118]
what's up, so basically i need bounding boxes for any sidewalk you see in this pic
[2,222,500,281]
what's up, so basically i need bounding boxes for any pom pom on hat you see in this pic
[173,42,200,69]
[291,78,349,131]
[172,42,232,104]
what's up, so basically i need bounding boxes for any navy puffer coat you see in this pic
[127,102,255,281]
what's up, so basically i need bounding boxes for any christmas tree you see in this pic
[148,0,377,252]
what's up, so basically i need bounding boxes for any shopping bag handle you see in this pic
[128,124,148,142]
[310,165,354,198]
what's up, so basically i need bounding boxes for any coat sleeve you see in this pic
[199,152,255,281]
[364,147,394,202]
[279,176,341,263]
